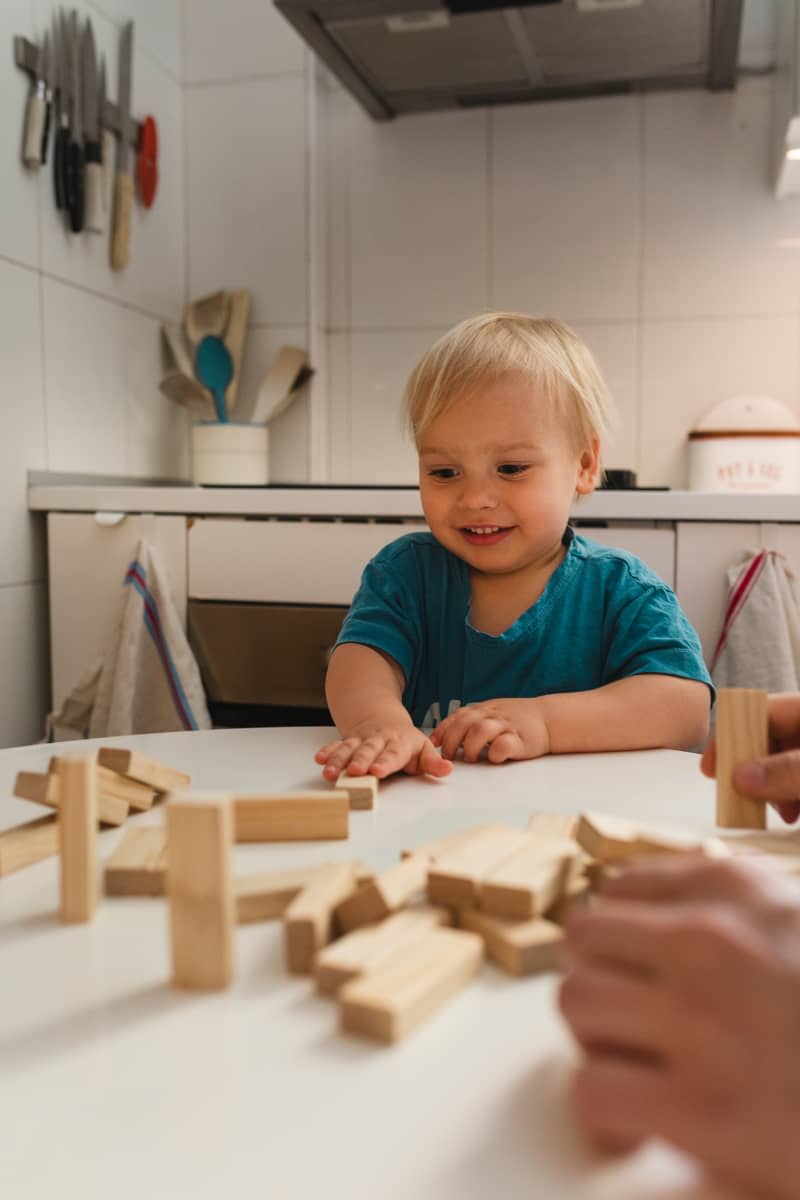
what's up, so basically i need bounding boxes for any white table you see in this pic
[0,729,740,1200]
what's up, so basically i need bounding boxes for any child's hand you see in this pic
[430,698,551,764]
[315,724,452,781]
[560,855,800,1198]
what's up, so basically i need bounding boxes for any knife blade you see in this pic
[53,10,70,210]
[82,18,102,234]
[111,21,134,270]
[21,38,46,168]
[38,32,52,165]
[65,9,84,233]
[98,56,115,223]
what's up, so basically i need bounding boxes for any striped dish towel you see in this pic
[711,549,800,692]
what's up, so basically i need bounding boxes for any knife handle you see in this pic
[66,140,85,234]
[22,88,45,168]
[101,129,115,214]
[54,125,68,209]
[111,172,133,271]
[84,142,104,235]
[39,99,52,166]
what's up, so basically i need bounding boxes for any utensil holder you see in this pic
[191,422,269,486]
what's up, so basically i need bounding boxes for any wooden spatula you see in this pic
[159,370,216,421]
[184,291,231,347]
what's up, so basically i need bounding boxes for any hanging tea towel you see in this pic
[711,549,800,692]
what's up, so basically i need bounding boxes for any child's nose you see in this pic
[458,477,498,510]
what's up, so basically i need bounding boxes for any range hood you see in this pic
[274,0,744,120]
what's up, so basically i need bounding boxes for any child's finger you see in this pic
[486,730,523,763]
[462,720,503,762]
[418,739,453,778]
[438,712,480,760]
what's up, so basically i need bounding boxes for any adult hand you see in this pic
[429,697,550,764]
[701,691,800,824]
[559,855,800,1200]
[315,722,451,781]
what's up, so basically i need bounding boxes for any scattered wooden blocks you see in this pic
[715,687,769,830]
[335,853,428,932]
[335,771,378,811]
[98,747,190,795]
[233,791,349,842]
[57,756,98,924]
[17,763,131,826]
[315,906,451,995]
[458,909,563,976]
[480,837,579,919]
[549,876,592,924]
[284,862,358,974]
[401,823,508,863]
[339,926,483,1044]
[166,793,235,990]
[0,814,60,877]
[105,826,169,897]
[575,811,712,864]
[526,813,579,841]
[235,865,324,923]
[427,826,530,907]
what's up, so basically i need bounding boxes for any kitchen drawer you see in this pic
[188,517,427,604]
[189,602,346,708]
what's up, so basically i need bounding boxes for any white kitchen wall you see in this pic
[0,0,185,747]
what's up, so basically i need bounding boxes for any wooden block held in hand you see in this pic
[459,909,563,976]
[715,688,769,830]
[335,771,378,811]
[335,854,428,932]
[284,862,357,974]
[339,926,483,1044]
[167,793,235,990]
[233,792,349,842]
[105,826,168,896]
[427,826,530,907]
[480,837,577,919]
[57,756,99,924]
[315,905,451,995]
[0,815,60,877]
[98,747,190,795]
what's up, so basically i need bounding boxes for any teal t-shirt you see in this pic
[335,528,713,730]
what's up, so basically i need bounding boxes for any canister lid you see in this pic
[689,395,800,439]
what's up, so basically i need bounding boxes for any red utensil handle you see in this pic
[137,115,158,209]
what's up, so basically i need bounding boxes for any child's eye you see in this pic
[427,467,458,480]
[497,463,530,477]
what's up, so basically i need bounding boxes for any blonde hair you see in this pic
[403,312,615,468]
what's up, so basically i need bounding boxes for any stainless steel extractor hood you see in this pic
[274,0,744,120]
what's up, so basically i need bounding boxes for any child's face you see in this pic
[417,375,599,577]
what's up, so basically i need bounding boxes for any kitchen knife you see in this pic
[98,56,115,221]
[53,11,70,210]
[110,21,133,271]
[21,38,46,167]
[65,9,84,233]
[38,32,52,165]
[81,18,102,234]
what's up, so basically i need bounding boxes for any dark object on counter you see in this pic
[601,469,637,490]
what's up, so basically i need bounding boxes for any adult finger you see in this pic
[771,800,800,825]
[564,901,669,977]
[733,749,800,805]
[700,734,715,779]
[570,1053,676,1144]
[602,854,754,906]
[560,963,677,1059]
[765,691,800,747]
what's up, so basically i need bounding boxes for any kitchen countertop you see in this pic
[26,473,800,521]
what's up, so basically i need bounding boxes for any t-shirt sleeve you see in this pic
[602,583,715,699]
[334,546,422,684]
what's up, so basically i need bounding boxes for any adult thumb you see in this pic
[733,751,800,805]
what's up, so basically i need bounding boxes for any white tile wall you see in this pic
[0,0,185,746]
[182,0,304,85]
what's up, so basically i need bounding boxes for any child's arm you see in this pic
[316,643,452,780]
[430,675,710,764]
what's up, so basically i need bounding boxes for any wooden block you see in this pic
[167,793,235,990]
[235,865,323,923]
[57,756,98,924]
[335,853,428,932]
[715,688,769,830]
[97,747,190,794]
[16,765,131,825]
[575,812,711,864]
[458,909,564,976]
[104,826,168,896]
[401,823,511,862]
[233,791,349,842]
[480,837,578,919]
[315,905,452,995]
[0,815,60,877]
[339,926,483,1044]
[95,766,155,814]
[427,826,530,907]
[526,813,579,841]
[335,771,378,811]
[284,862,357,974]
[548,877,592,924]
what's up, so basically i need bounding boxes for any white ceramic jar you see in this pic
[687,396,800,493]
[191,422,270,486]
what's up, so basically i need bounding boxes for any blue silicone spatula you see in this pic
[195,334,234,423]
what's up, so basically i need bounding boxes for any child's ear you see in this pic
[575,439,601,495]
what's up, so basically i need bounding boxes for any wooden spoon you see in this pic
[184,290,231,347]
[159,370,216,421]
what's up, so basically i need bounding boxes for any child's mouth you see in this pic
[460,525,513,547]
